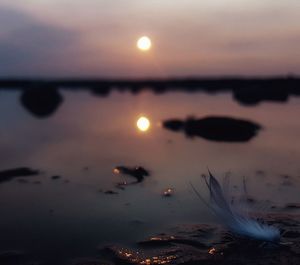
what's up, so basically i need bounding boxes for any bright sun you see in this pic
[137,36,152,51]
[137,116,150,132]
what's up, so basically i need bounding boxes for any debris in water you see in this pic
[208,247,216,255]
[162,188,174,197]
[114,166,150,183]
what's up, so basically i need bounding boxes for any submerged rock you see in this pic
[0,167,39,183]
[114,166,150,183]
[104,190,119,195]
[162,188,174,197]
[51,175,61,180]
[163,116,261,142]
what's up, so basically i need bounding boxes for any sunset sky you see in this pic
[0,0,299,78]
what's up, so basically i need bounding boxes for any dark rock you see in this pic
[0,167,39,183]
[114,166,150,183]
[104,190,118,195]
[285,203,300,210]
[163,116,261,142]
[51,175,61,180]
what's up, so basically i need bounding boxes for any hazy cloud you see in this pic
[0,8,80,77]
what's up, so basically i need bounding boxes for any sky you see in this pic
[0,0,299,78]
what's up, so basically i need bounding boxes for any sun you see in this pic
[137,116,150,132]
[137,36,152,51]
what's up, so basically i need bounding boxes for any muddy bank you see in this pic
[97,214,300,265]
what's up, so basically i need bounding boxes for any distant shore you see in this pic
[0,76,299,90]
[1,77,299,106]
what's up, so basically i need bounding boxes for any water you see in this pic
[0,89,299,264]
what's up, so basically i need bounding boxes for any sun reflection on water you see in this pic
[137,116,151,132]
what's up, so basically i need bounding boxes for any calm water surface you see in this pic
[0,90,299,264]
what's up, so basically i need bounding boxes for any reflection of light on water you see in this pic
[163,188,174,197]
[208,247,216,255]
[117,248,177,264]
[137,116,150,132]
[113,168,120,174]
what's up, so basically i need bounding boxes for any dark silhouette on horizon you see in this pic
[0,77,299,118]
[20,86,63,118]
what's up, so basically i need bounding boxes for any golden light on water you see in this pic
[113,168,120,174]
[163,188,173,197]
[137,116,150,132]
[116,248,177,265]
[208,247,217,255]
[137,36,152,51]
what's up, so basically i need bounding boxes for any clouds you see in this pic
[0,7,81,77]
[0,1,299,77]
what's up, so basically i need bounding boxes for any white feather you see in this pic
[192,171,280,242]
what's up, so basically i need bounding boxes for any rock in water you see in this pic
[163,116,261,142]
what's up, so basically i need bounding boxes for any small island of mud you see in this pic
[163,116,261,142]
